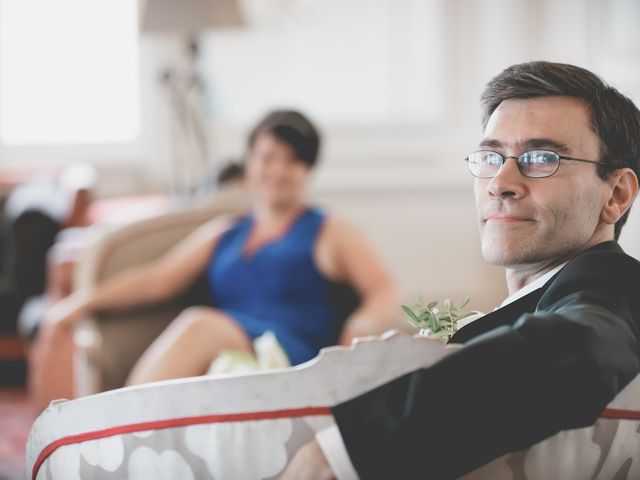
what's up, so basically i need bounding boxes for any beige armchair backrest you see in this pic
[73,188,251,395]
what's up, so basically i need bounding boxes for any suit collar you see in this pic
[499,262,566,309]
[449,241,622,344]
[449,286,547,343]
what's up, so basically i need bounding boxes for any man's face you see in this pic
[475,96,612,267]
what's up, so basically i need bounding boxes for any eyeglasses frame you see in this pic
[464,149,616,179]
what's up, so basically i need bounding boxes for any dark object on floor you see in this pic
[0,359,27,388]
[0,165,95,337]
[0,335,27,387]
[0,166,95,388]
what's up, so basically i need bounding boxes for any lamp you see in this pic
[141,0,245,197]
[141,0,244,33]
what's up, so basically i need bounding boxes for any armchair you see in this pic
[71,188,251,396]
[27,332,640,480]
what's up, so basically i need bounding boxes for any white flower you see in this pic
[128,446,195,480]
[43,435,124,480]
[80,435,124,472]
[254,331,290,369]
[185,418,292,479]
[207,331,290,375]
[40,445,80,480]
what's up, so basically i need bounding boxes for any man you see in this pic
[282,61,640,479]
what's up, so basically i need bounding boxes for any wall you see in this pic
[190,0,640,310]
[2,0,639,309]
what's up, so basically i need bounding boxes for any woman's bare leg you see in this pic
[126,307,253,385]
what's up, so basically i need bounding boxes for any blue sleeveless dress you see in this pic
[206,208,346,365]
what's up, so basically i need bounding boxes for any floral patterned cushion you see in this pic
[26,332,640,480]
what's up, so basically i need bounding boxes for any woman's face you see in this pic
[245,132,310,209]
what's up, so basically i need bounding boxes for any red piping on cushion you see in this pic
[601,408,640,421]
[32,406,331,480]
[32,406,640,479]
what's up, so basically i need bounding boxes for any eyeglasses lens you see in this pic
[468,152,502,178]
[468,151,561,178]
[517,151,558,178]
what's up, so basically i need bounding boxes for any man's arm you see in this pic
[333,251,640,479]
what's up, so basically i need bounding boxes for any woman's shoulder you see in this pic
[195,212,250,241]
[315,212,365,246]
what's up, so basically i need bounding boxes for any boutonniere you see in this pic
[402,295,480,343]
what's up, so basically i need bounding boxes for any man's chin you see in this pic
[482,253,515,267]
[481,243,533,267]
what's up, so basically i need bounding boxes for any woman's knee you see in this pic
[172,306,216,328]
[173,307,240,338]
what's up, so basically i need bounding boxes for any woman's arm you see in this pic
[44,216,234,331]
[316,217,400,345]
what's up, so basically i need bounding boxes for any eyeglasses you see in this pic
[465,150,615,179]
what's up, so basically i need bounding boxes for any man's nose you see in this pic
[486,157,526,199]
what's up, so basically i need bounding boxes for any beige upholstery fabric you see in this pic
[72,188,251,395]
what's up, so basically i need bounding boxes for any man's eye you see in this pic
[486,155,502,165]
[524,152,555,164]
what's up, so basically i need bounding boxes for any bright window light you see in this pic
[0,0,139,145]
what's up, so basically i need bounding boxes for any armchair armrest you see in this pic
[72,188,250,394]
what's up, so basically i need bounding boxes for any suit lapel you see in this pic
[448,242,623,344]
[449,287,546,344]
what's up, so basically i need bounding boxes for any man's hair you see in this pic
[248,110,321,168]
[480,61,640,240]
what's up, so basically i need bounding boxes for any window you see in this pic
[0,0,139,145]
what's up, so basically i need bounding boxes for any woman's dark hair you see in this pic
[215,160,244,187]
[247,110,321,168]
[480,61,640,240]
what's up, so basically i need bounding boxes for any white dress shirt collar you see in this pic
[499,263,567,309]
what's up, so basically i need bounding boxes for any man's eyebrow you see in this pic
[478,137,572,153]
[478,138,503,149]
[523,138,572,152]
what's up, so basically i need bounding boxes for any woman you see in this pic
[37,110,399,389]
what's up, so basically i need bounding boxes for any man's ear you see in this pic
[601,168,639,225]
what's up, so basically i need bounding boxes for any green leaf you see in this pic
[403,296,475,344]
[401,305,421,323]
[429,314,439,332]
[459,296,470,309]
[435,331,450,341]
[444,299,453,312]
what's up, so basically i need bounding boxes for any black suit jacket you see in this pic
[333,241,640,479]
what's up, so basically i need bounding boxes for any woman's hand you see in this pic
[42,290,90,333]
